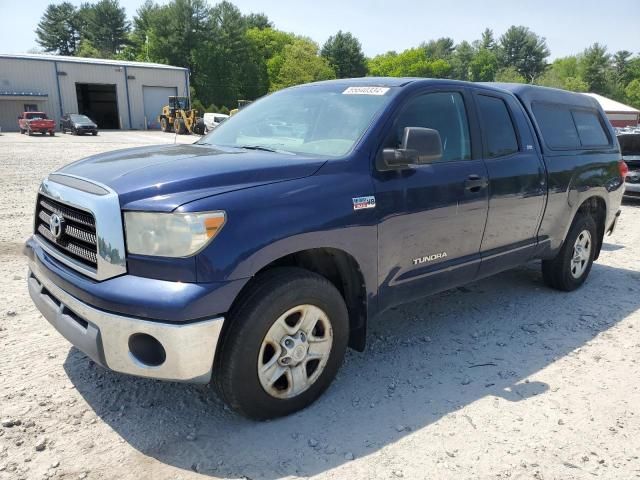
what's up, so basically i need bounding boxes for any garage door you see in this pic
[143,86,177,129]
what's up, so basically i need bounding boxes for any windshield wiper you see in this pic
[239,145,278,152]
[238,145,296,155]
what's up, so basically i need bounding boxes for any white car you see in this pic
[203,113,229,132]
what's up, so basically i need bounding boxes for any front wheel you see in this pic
[542,213,597,291]
[215,268,349,420]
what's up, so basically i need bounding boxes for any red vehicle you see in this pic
[18,112,56,136]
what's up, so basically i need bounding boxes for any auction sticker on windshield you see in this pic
[343,86,390,95]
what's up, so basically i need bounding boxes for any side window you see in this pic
[387,92,471,162]
[476,95,519,158]
[572,109,610,147]
[532,103,580,149]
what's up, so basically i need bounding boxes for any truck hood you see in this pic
[57,144,326,211]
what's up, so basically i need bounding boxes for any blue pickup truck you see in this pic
[24,78,626,419]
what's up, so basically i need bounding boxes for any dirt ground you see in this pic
[1,131,639,480]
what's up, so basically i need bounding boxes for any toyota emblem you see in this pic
[49,213,65,239]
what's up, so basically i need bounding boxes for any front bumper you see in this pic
[28,258,224,383]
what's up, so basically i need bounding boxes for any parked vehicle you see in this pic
[60,114,98,136]
[618,132,640,198]
[24,79,625,420]
[203,112,229,132]
[18,112,55,136]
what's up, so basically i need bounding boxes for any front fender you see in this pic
[181,168,379,300]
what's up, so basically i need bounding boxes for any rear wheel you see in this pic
[20,129,25,134]
[215,268,349,420]
[49,131,55,136]
[542,213,597,291]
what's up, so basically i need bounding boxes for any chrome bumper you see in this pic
[28,260,224,383]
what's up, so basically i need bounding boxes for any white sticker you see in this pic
[343,86,390,96]
[353,196,376,210]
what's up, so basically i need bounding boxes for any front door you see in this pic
[373,89,489,310]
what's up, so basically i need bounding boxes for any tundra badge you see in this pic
[413,252,448,265]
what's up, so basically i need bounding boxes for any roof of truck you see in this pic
[487,83,600,110]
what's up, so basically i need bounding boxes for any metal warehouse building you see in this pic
[0,53,189,132]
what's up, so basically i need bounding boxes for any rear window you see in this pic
[532,103,611,150]
[572,110,610,146]
[532,103,579,149]
[476,95,519,158]
[25,112,48,120]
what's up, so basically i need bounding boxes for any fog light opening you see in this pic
[128,333,166,367]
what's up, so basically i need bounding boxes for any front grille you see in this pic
[35,195,98,269]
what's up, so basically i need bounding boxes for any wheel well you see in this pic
[240,249,368,351]
[576,196,606,260]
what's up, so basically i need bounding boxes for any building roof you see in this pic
[0,53,187,71]
[582,93,639,114]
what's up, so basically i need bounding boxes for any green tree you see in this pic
[125,0,161,61]
[480,28,496,51]
[368,48,451,78]
[245,12,272,30]
[450,40,475,80]
[422,37,455,60]
[144,0,208,68]
[193,1,260,107]
[498,26,549,82]
[469,48,498,82]
[35,3,82,55]
[270,39,335,91]
[613,50,633,86]
[580,43,611,94]
[625,79,640,109]
[320,31,367,78]
[536,56,588,91]
[495,66,526,83]
[81,0,130,57]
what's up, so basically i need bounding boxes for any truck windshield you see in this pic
[25,112,47,120]
[198,86,394,157]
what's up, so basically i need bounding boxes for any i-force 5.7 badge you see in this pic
[352,196,376,211]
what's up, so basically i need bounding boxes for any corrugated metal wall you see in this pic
[126,66,188,130]
[0,57,188,132]
[0,58,58,131]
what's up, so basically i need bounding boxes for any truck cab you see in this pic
[24,78,625,419]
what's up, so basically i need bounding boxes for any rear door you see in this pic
[472,90,547,277]
[374,87,489,309]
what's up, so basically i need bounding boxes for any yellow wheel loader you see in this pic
[158,96,205,135]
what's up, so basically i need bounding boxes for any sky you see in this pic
[2,0,639,60]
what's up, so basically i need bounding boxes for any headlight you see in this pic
[124,211,226,257]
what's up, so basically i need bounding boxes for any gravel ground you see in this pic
[1,131,639,480]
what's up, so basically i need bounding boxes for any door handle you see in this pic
[464,174,488,193]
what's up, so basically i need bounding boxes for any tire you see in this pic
[542,213,597,291]
[215,267,349,420]
[49,131,55,136]
[92,131,98,136]
[20,129,25,134]
[174,118,187,134]
[160,117,171,133]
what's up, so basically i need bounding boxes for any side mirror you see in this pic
[380,127,443,170]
